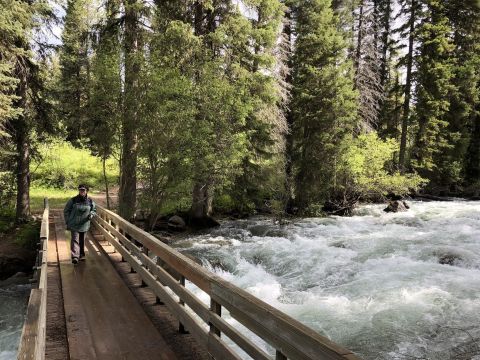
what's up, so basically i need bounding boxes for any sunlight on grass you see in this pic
[30,186,101,212]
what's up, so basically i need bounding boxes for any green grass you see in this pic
[31,139,119,191]
[30,186,104,212]
[30,186,72,212]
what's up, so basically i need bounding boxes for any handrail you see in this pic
[93,205,360,360]
[17,198,49,360]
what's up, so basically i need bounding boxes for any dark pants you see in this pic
[71,231,86,259]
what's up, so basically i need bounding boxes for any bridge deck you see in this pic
[52,210,176,360]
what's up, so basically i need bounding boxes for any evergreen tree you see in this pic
[88,0,122,209]
[397,0,420,172]
[223,0,288,214]
[59,0,94,142]
[290,0,358,210]
[411,0,455,181]
[118,0,145,220]
[445,1,480,189]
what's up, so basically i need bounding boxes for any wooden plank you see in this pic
[211,281,357,360]
[101,230,244,360]
[55,211,177,360]
[95,206,360,360]
[94,211,213,292]
[18,202,49,360]
[17,289,42,360]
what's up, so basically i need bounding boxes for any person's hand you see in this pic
[88,213,95,220]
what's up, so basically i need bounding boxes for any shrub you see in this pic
[340,133,426,199]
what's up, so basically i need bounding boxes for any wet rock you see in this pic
[0,272,30,287]
[384,200,410,213]
[209,259,228,272]
[168,215,186,231]
[151,231,173,244]
[438,254,462,266]
[189,216,221,229]
[330,242,347,249]
[0,253,35,280]
[323,201,355,216]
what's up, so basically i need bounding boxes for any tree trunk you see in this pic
[465,105,480,183]
[284,6,295,211]
[14,65,30,223]
[354,0,365,79]
[102,155,111,209]
[190,181,217,228]
[380,0,391,88]
[119,0,140,220]
[399,0,416,173]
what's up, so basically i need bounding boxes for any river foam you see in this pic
[176,200,480,359]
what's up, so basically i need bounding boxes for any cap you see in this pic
[78,184,89,191]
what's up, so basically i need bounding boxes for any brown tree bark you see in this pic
[118,0,140,220]
[14,64,30,223]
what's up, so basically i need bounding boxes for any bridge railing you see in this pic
[93,206,360,360]
[17,198,49,360]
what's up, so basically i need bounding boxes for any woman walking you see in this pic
[64,184,97,264]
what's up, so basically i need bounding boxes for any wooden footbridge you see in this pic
[17,199,360,360]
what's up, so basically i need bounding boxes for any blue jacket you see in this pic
[64,195,97,232]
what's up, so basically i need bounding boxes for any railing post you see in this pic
[140,246,148,287]
[178,275,188,334]
[276,350,287,360]
[155,257,164,305]
[108,218,116,252]
[116,224,126,262]
[209,298,221,337]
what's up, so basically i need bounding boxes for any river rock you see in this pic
[168,215,186,231]
[438,254,462,266]
[0,272,30,287]
[384,200,410,213]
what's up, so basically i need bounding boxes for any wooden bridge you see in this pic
[17,199,360,360]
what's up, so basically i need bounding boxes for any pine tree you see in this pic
[290,0,358,210]
[59,0,94,142]
[353,0,384,131]
[411,0,455,181]
[88,0,122,209]
[118,0,144,220]
[224,0,288,214]
[397,0,420,172]
[1,0,55,221]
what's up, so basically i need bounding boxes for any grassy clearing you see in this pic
[30,186,73,212]
[31,139,119,191]
[30,186,103,212]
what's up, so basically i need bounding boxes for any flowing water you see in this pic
[0,284,30,360]
[174,200,480,359]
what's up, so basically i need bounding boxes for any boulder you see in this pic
[168,215,186,231]
[384,200,410,213]
[0,272,30,287]
[438,254,461,266]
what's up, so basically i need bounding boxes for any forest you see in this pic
[1,0,479,227]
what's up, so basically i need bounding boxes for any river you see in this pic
[174,200,480,359]
[0,284,30,360]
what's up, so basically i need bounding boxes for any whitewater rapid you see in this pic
[0,284,30,360]
[174,200,480,359]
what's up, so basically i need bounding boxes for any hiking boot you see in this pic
[72,258,78,265]
[79,255,86,261]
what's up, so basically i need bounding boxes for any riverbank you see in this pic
[0,210,39,282]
